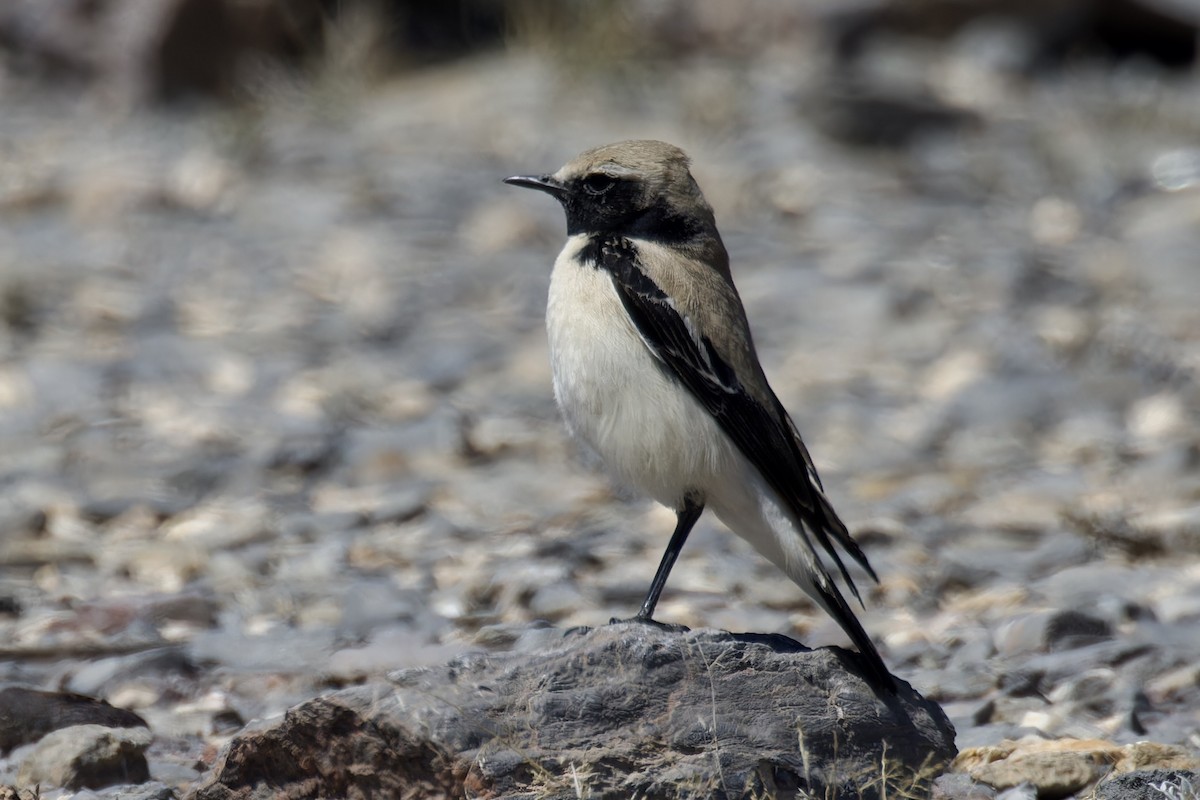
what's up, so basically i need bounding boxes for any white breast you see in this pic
[545,235,736,509]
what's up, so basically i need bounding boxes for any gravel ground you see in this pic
[1,23,1199,797]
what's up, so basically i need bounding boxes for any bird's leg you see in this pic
[634,495,704,621]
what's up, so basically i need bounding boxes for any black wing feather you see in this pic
[598,237,876,601]
[598,238,897,692]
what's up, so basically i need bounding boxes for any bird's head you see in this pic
[505,140,715,241]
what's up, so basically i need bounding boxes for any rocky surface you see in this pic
[1,3,1199,798]
[189,624,956,799]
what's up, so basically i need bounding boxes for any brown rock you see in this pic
[952,737,1200,799]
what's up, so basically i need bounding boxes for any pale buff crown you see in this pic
[552,139,712,213]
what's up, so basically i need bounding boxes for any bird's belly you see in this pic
[547,244,734,508]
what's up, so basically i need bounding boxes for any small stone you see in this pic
[1116,742,1200,773]
[527,581,586,621]
[993,612,1056,657]
[1044,610,1112,651]
[328,626,463,679]
[993,609,1111,657]
[166,149,236,213]
[1146,663,1200,702]
[1029,197,1083,246]
[459,200,547,255]
[1127,392,1189,446]
[16,723,152,790]
[369,486,429,524]
[461,414,544,459]
[267,431,341,476]
[994,784,1038,800]
[1033,305,1090,355]
[0,501,47,538]
[953,738,1109,798]
[932,771,997,799]
[108,780,178,800]
[160,501,275,551]
[1151,149,1200,192]
[1132,505,1200,553]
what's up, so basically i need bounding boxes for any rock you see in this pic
[0,500,46,539]
[190,624,956,800]
[995,785,1038,800]
[0,688,147,754]
[16,723,152,790]
[1093,769,1200,800]
[953,738,1200,799]
[367,485,429,525]
[265,430,342,477]
[954,739,1108,798]
[993,610,1112,657]
[809,83,980,149]
[933,771,997,798]
[0,0,324,103]
[64,645,199,699]
[108,782,179,800]
[1044,610,1113,651]
[825,0,1200,70]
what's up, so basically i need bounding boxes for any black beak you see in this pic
[503,174,566,199]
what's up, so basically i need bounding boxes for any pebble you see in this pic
[933,771,997,799]
[63,646,197,698]
[16,724,152,790]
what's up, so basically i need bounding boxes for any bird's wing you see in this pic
[597,236,877,601]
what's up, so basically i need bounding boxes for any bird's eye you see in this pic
[582,174,616,195]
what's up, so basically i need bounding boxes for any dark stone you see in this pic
[0,687,147,754]
[266,431,342,477]
[0,504,46,538]
[187,698,462,800]
[1044,609,1113,650]
[810,83,980,149]
[189,624,957,800]
[825,0,1199,70]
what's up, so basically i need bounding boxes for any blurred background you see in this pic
[1,0,1199,787]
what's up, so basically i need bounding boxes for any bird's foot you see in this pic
[608,615,690,633]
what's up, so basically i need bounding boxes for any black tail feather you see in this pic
[812,569,896,694]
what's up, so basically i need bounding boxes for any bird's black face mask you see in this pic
[505,171,707,245]
[560,173,647,237]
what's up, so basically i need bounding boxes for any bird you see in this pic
[504,140,895,692]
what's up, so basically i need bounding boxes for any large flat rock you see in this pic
[190,623,956,799]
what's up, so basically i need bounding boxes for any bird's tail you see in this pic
[798,554,897,694]
[714,474,897,694]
